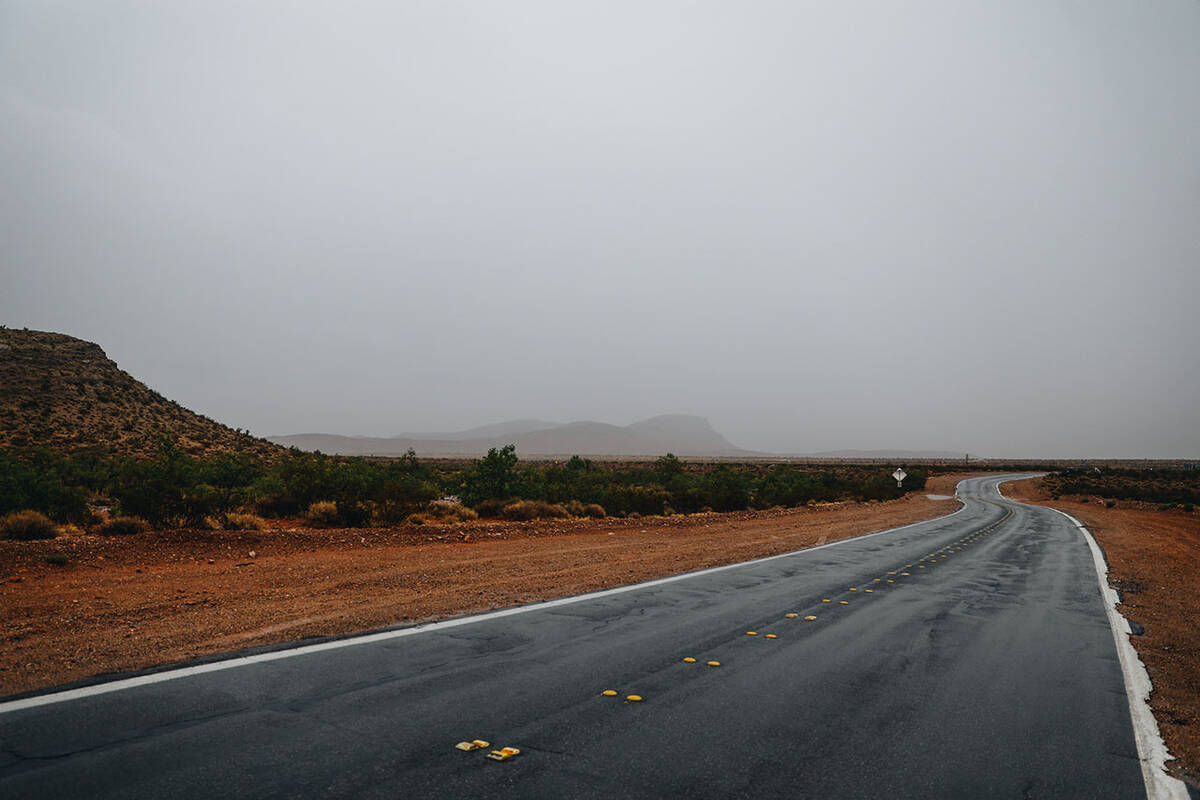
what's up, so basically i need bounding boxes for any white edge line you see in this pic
[998,480,1189,800]
[0,489,974,715]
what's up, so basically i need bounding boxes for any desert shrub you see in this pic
[1157,503,1176,511]
[96,516,150,536]
[474,497,513,518]
[225,512,266,531]
[1105,500,1116,508]
[44,553,69,566]
[565,500,586,517]
[424,500,478,523]
[583,503,606,518]
[499,500,569,521]
[406,513,429,525]
[306,501,340,526]
[255,493,300,518]
[0,510,58,540]
[336,501,372,528]
[1183,503,1194,513]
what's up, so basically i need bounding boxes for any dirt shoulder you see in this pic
[0,475,970,698]
[1004,477,1200,789]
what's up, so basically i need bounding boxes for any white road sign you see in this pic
[893,468,907,487]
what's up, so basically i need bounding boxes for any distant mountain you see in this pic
[269,414,752,457]
[0,328,280,458]
[805,449,967,460]
[392,419,559,441]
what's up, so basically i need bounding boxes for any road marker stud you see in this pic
[785,613,799,618]
[602,690,618,696]
[804,615,817,621]
[626,695,643,702]
[486,747,521,761]
[918,565,925,568]
[864,589,873,593]
[849,588,857,592]
[746,631,758,636]
[901,572,910,576]
[765,634,778,639]
[905,564,913,567]
[822,599,831,603]
[887,579,894,583]
[839,601,849,605]
[707,661,721,667]
[873,579,881,583]
[456,740,491,751]
[683,657,697,663]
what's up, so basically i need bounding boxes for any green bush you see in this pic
[0,510,58,540]
[96,516,150,536]
[583,503,606,518]
[44,553,70,566]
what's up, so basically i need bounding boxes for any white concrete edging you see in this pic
[999,482,1189,800]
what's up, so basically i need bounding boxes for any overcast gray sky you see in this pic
[3,1,1198,458]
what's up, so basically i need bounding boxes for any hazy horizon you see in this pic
[3,2,1198,459]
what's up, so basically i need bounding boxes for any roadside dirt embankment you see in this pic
[1004,477,1200,790]
[0,475,970,697]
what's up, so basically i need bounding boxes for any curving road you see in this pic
[0,476,1157,798]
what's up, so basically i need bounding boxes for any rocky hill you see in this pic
[270,414,755,458]
[0,328,280,458]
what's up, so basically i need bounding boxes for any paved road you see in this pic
[1,476,1149,798]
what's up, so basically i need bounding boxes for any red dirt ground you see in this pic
[0,476,969,698]
[1004,477,1200,789]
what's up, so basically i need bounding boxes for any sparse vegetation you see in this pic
[1043,467,1200,507]
[0,438,932,531]
[224,512,266,531]
[0,510,58,540]
[305,501,340,527]
[43,553,70,566]
[95,516,150,536]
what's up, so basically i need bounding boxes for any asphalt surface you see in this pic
[0,476,1148,798]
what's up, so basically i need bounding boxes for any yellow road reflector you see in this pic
[822,599,831,603]
[601,690,618,696]
[888,571,896,575]
[887,579,895,583]
[626,695,643,702]
[804,615,817,621]
[873,578,881,582]
[901,572,910,576]
[785,613,799,618]
[918,565,925,568]
[683,657,697,663]
[864,589,874,593]
[765,634,778,639]
[707,661,721,667]
[839,600,849,605]
[746,631,758,636]
[456,740,490,751]
[849,587,858,591]
[486,747,521,761]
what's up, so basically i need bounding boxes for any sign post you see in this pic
[892,468,907,488]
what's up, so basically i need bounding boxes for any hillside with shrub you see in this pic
[0,327,280,459]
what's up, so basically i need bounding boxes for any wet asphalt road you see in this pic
[0,475,1146,798]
